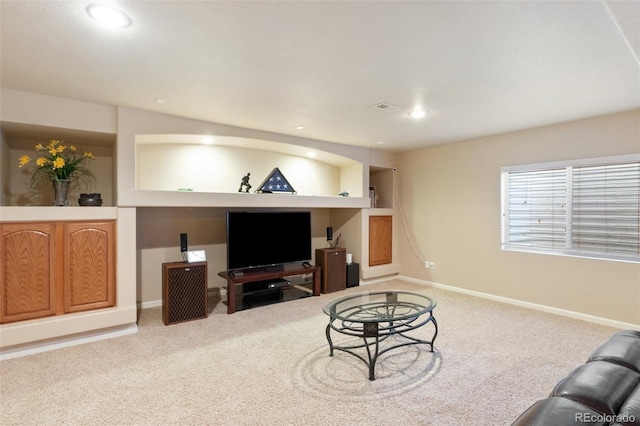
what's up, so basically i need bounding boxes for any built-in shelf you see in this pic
[0,206,118,222]
[369,208,394,216]
[117,189,370,209]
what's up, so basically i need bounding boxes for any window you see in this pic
[501,155,640,262]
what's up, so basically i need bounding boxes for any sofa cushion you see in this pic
[512,397,608,426]
[614,330,640,339]
[589,332,640,373]
[551,361,640,415]
[615,383,640,426]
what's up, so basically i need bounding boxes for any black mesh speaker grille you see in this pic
[164,264,207,325]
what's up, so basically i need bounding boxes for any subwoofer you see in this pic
[162,261,208,325]
[346,262,360,288]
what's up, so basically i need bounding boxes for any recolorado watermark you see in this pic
[575,413,636,423]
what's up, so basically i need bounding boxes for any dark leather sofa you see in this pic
[512,330,640,426]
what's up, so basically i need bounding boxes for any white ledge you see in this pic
[117,189,370,209]
[0,206,118,222]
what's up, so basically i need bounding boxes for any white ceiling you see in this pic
[1,1,639,153]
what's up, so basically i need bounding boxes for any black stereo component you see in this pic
[347,262,360,288]
[180,233,188,253]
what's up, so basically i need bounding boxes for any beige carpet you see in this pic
[0,280,618,425]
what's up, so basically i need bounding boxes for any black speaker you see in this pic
[326,226,333,241]
[180,233,188,252]
[162,262,208,325]
[347,262,360,288]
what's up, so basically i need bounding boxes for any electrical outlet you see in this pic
[424,260,429,269]
[429,262,435,270]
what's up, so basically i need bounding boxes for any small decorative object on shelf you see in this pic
[18,139,96,206]
[369,186,377,208]
[256,167,296,194]
[78,193,103,206]
[52,179,71,206]
[338,191,349,197]
[238,172,252,193]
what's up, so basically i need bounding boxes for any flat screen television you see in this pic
[226,211,312,272]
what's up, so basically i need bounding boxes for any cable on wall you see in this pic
[392,167,427,267]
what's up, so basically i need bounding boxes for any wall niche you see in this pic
[135,134,364,198]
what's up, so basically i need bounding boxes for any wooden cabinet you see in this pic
[64,222,116,313]
[369,215,392,266]
[0,223,57,323]
[0,221,115,324]
[316,247,347,293]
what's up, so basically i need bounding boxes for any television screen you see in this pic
[226,211,312,272]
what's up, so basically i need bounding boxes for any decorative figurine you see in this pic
[238,173,252,193]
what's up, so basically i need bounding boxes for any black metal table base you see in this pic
[326,312,438,380]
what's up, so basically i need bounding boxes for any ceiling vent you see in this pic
[374,102,401,112]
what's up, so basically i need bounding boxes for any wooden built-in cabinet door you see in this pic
[369,215,392,266]
[0,223,57,323]
[64,222,115,313]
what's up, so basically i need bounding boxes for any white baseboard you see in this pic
[139,300,162,309]
[360,276,400,286]
[398,275,640,331]
[0,323,139,361]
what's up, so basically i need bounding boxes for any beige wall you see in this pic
[330,208,363,266]
[0,89,117,207]
[397,109,640,326]
[136,207,337,304]
[370,169,394,209]
[0,89,117,134]
[117,107,370,197]
[136,143,341,196]
[0,133,9,206]
[8,142,113,206]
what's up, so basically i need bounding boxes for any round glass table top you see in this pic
[323,290,437,322]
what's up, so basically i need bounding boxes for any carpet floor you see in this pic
[0,279,618,425]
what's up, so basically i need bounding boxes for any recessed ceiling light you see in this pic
[376,141,385,145]
[155,98,166,104]
[408,109,428,119]
[295,126,305,130]
[87,4,132,28]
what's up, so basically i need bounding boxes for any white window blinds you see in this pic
[572,162,640,256]
[503,168,567,249]
[501,155,640,262]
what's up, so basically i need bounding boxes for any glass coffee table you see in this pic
[323,290,438,380]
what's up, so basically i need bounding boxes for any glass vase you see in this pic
[52,179,71,206]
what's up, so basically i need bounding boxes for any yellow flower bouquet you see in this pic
[18,139,96,188]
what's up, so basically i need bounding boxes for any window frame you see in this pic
[501,154,640,263]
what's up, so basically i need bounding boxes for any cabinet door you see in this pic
[0,224,57,323]
[64,222,115,313]
[369,215,392,266]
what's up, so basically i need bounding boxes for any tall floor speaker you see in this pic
[162,261,208,325]
[315,248,346,294]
